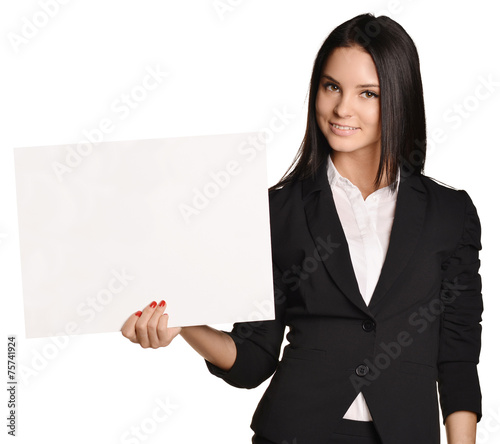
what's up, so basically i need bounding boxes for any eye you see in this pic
[361,90,379,99]
[324,82,340,92]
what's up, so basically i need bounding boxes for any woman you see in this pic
[121,13,482,444]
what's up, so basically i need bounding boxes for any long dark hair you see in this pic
[269,13,426,191]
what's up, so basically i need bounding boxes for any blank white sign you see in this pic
[13,133,274,338]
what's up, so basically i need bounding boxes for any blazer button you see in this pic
[355,364,369,377]
[362,320,375,332]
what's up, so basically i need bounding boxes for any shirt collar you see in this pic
[327,155,400,198]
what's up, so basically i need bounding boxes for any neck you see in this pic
[331,150,388,200]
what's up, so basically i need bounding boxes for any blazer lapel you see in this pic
[368,173,427,310]
[302,160,427,316]
[302,160,371,316]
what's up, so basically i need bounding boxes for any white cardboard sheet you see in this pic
[13,133,274,338]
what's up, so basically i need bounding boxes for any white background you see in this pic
[1,1,499,443]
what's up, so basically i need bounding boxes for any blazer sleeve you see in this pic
[204,263,288,389]
[438,190,483,423]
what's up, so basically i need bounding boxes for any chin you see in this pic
[327,140,362,153]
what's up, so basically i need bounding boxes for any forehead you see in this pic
[322,46,379,85]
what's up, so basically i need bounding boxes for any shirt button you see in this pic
[362,320,375,332]
[355,364,369,377]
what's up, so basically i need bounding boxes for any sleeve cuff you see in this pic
[438,361,482,423]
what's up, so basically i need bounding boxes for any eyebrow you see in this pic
[321,74,380,89]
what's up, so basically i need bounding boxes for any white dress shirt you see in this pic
[326,156,400,421]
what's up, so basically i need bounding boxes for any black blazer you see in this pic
[206,160,483,444]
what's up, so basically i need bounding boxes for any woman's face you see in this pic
[315,45,381,158]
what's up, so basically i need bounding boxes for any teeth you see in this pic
[332,123,357,130]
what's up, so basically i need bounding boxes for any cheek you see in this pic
[315,98,324,118]
[363,105,381,129]
[315,92,332,118]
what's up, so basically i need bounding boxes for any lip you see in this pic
[329,122,360,136]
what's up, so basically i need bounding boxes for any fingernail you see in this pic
[159,300,166,308]
[150,301,157,308]
[135,311,142,317]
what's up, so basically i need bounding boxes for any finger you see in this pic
[157,310,173,346]
[157,313,181,346]
[121,310,142,343]
[148,300,167,348]
[136,301,159,348]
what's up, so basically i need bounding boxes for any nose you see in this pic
[334,94,354,118]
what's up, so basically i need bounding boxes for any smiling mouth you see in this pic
[331,123,359,130]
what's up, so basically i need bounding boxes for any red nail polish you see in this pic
[150,301,157,308]
[135,311,142,317]
[159,300,166,307]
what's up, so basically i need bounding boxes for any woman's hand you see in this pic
[121,300,182,348]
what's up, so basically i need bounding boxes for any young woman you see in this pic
[121,13,482,444]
